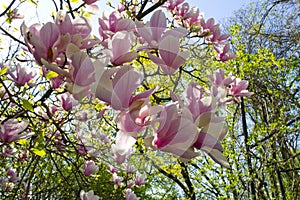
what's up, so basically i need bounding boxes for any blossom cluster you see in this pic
[0,0,252,199]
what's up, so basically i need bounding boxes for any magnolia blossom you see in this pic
[229,78,253,101]
[7,169,20,183]
[111,140,133,164]
[194,114,230,168]
[98,11,135,46]
[57,93,77,111]
[104,31,137,66]
[215,43,237,62]
[21,22,61,65]
[108,165,117,174]
[0,119,31,143]
[116,91,159,133]
[8,64,36,86]
[184,82,217,121]
[134,171,146,186]
[80,190,99,200]
[136,10,187,50]
[123,163,135,174]
[145,104,198,158]
[55,11,98,50]
[148,35,189,74]
[164,0,184,10]
[11,9,24,19]
[21,12,98,65]
[95,65,155,111]
[112,173,123,188]
[84,160,99,176]
[126,189,139,200]
[209,69,235,87]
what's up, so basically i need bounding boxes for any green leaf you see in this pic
[32,148,46,157]
[22,99,34,112]
[0,66,8,75]
[45,71,59,79]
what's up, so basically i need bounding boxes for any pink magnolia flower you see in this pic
[68,50,96,87]
[126,189,138,200]
[111,138,133,164]
[214,43,237,62]
[21,22,61,65]
[164,0,184,10]
[2,146,17,157]
[184,82,217,121]
[95,65,147,111]
[134,171,146,186]
[57,93,76,111]
[108,165,117,174]
[124,163,135,174]
[193,114,230,168]
[98,11,135,46]
[199,17,215,36]
[116,89,158,133]
[84,160,99,176]
[0,119,31,143]
[105,31,137,66]
[208,69,235,87]
[148,35,189,74]
[50,75,64,89]
[199,17,229,44]
[229,78,253,101]
[8,64,36,86]
[11,9,24,19]
[56,11,98,49]
[146,104,198,158]
[207,24,230,44]
[171,82,231,167]
[174,2,190,19]
[112,173,123,188]
[7,169,20,183]
[136,10,187,50]
[80,190,99,200]
[78,144,87,156]
[185,7,201,27]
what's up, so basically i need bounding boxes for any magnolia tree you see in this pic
[0,0,252,199]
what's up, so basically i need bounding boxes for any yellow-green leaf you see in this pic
[45,71,59,79]
[32,148,46,157]
[22,99,34,112]
[0,66,8,76]
[18,139,27,145]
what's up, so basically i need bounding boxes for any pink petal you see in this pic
[150,10,166,41]
[130,87,156,104]
[115,131,136,155]
[111,66,143,110]
[70,52,95,86]
[40,22,60,48]
[72,17,92,39]
[112,52,137,66]
[159,36,180,66]
[116,19,135,32]
[201,147,230,168]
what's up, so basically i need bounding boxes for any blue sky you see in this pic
[94,0,251,22]
[188,0,251,22]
